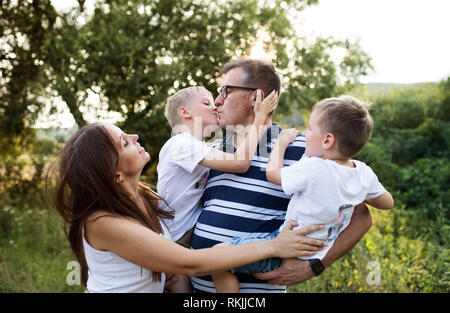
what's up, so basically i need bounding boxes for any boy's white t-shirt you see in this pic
[280,156,386,260]
[157,133,213,241]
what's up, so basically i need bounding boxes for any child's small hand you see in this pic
[278,128,298,146]
[253,90,278,121]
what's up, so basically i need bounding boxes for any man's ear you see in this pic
[177,106,191,120]
[322,133,337,150]
[251,89,265,108]
[252,89,265,101]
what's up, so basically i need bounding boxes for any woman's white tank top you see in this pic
[83,222,171,293]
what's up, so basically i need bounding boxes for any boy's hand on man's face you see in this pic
[253,90,278,117]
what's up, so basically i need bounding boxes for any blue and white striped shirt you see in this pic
[190,123,306,293]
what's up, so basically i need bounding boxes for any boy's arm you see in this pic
[200,90,278,173]
[266,128,299,185]
[365,191,394,210]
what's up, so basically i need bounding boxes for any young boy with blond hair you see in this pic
[211,95,394,293]
[157,86,278,291]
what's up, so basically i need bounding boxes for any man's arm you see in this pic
[252,203,372,285]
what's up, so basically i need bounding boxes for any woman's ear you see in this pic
[115,172,124,184]
[177,106,191,120]
[322,133,337,150]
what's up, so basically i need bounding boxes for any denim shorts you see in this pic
[229,229,282,274]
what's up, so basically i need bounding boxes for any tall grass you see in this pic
[288,208,449,293]
[1,201,447,292]
[0,205,84,292]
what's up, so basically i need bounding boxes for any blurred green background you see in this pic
[0,0,448,292]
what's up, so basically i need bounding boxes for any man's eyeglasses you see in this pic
[218,85,257,99]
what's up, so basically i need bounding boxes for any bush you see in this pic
[357,82,449,233]
[0,135,62,235]
[288,209,449,293]
[368,119,450,166]
[356,142,401,191]
[370,89,426,132]
[397,158,450,225]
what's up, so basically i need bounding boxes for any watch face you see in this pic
[310,259,325,276]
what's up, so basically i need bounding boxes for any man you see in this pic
[190,58,372,293]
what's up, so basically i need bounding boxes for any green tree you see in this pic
[0,0,59,142]
[1,0,372,172]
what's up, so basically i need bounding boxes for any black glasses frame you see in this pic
[219,85,257,99]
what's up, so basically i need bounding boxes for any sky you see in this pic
[39,0,450,128]
[296,0,450,83]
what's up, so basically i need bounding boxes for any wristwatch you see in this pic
[309,258,325,276]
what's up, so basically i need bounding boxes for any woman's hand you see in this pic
[271,220,327,258]
[253,90,278,122]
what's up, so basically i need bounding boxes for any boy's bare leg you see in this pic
[211,242,240,293]
[167,274,192,293]
[212,271,240,293]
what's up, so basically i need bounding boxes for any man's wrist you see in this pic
[309,258,325,276]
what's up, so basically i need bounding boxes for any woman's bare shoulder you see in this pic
[84,210,132,251]
[85,210,138,232]
[86,210,116,223]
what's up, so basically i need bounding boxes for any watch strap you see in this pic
[309,258,325,276]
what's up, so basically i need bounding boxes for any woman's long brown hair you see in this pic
[45,123,173,287]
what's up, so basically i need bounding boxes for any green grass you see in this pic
[1,203,448,292]
[0,206,84,292]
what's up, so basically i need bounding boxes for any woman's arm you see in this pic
[85,214,326,277]
[199,90,278,173]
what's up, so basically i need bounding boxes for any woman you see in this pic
[46,122,326,293]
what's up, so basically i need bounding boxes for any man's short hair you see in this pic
[164,86,212,128]
[312,95,373,158]
[220,59,281,97]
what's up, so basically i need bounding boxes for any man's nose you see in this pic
[215,95,224,107]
